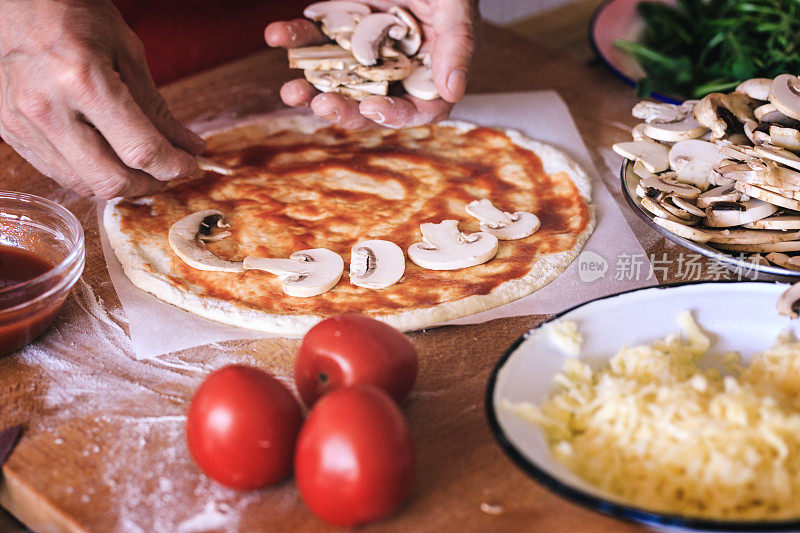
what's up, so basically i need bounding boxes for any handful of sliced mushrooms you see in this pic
[613,74,800,318]
[287,1,437,101]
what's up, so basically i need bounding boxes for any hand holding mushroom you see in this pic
[264,0,477,129]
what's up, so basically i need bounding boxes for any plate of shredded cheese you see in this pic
[487,281,800,530]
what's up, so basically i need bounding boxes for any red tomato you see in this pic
[186,365,303,490]
[295,314,418,407]
[294,384,415,527]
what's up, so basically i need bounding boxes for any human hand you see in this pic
[264,0,477,129]
[0,0,206,199]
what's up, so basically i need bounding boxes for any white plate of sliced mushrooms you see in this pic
[614,74,800,278]
[286,1,437,101]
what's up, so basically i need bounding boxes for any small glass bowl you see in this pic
[0,191,85,356]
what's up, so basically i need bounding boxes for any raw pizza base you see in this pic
[104,113,595,335]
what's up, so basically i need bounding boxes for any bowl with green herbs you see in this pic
[590,0,800,101]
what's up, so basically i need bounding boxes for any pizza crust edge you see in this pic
[103,113,596,336]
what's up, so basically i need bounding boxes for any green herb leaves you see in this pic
[614,0,800,99]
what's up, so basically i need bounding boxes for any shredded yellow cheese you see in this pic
[506,312,800,519]
[547,320,583,356]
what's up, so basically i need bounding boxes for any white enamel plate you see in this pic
[486,281,800,531]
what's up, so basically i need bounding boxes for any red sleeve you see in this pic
[115,1,309,84]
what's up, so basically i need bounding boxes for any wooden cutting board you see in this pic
[0,22,687,532]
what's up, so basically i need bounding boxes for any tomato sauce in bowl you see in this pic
[0,192,85,356]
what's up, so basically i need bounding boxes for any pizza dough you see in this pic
[104,113,595,335]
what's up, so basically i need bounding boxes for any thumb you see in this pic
[430,0,477,103]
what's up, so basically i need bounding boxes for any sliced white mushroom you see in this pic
[631,101,708,142]
[745,215,800,230]
[762,162,800,191]
[694,92,757,139]
[653,217,712,242]
[465,199,540,240]
[403,57,438,100]
[778,280,800,319]
[632,101,693,123]
[612,140,670,173]
[704,199,777,227]
[754,104,777,122]
[243,249,344,297]
[750,122,774,145]
[344,80,389,95]
[334,32,353,50]
[669,195,706,217]
[717,161,759,183]
[765,252,800,271]
[762,184,800,198]
[304,68,369,88]
[631,160,677,181]
[668,139,724,190]
[749,253,771,267]
[335,85,373,100]
[659,196,699,221]
[770,124,800,152]
[704,228,800,245]
[288,45,359,70]
[631,123,649,141]
[753,145,800,171]
[708,168,730,187]
[736,78,772,101]
[168,210,244,273]
[753,103,800,126]
[735,181,800,211]
[641,196,692,224]
[353,53,411,82]
[350,13,407,66]
[640,176,701,199]
[696,183,740,209]
[349,240,405,289]
[304,1,372,38]
[717,241,800,253]
[408,220,498,270]
[742,120,758,144]
[632,159,657,180]
[643,117,708,142]
[389,7,421,56]
[770,74,800,121]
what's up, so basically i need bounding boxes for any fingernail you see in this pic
[363,111,385,124]
[446,69,467,100]
[287,22,298,43]
[320,110,340,123]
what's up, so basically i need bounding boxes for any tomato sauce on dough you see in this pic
[114,124,591,317]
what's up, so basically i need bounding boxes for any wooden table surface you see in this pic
[0,18,729,533]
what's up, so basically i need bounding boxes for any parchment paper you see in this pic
[98,91,653,359]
